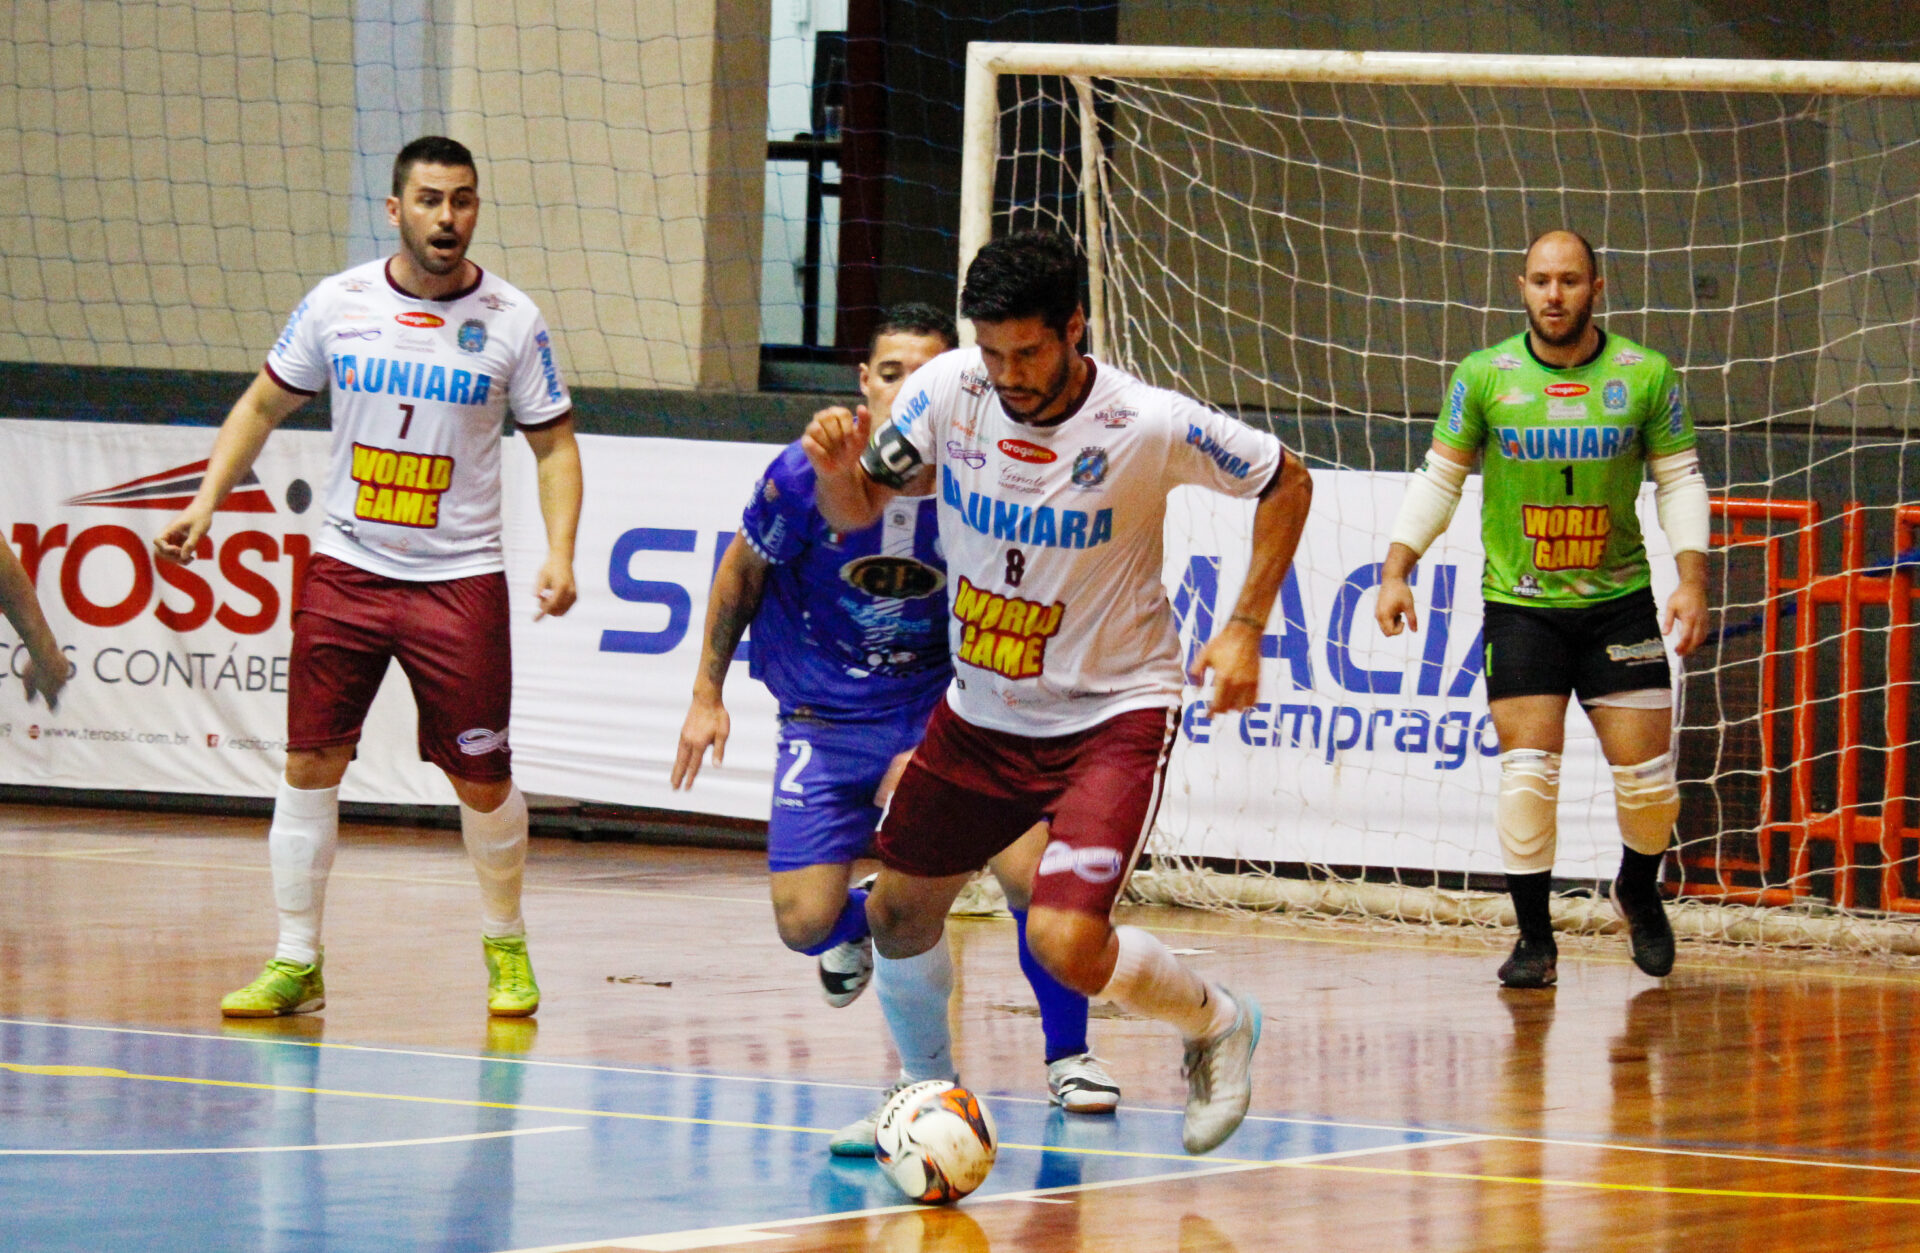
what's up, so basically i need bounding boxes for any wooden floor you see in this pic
[4,802,1920,1251]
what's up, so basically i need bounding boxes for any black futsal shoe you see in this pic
[1611,878,1676,978]
[1497,935,1558,989]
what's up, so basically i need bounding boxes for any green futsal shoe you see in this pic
[483,934,540,1017]
[220,954,325,1018]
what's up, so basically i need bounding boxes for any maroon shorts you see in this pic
[876,702,1177,916]
[288,554,512,781]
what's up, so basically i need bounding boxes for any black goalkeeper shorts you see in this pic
[1481,587,1672,704]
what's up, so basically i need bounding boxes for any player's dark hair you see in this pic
[1525,228,1599,279]
[959,231,1084,336]
[868,302,957,359]
[392,136,477,197]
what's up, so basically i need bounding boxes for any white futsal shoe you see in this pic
[1046,1052,1121,1114]
[1180,986,1262,1154]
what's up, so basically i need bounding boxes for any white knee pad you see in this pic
[1612,751,1679,856]
[1497,749,1561,875]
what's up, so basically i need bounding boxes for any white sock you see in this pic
[1098,925,1235,1043]
[874,933,956,1083]
[270,779,340,966]
[460,784,529,938]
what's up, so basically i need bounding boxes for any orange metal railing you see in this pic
[1674,498,1920,910]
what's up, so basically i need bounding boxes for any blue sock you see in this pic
[797,884,871,957]
[1014,908,1089,1063]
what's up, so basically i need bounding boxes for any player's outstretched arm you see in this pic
[802,404,894,533]
[524,416,582,620]
[672,532,770,789]
[153,370,309,565]
[0,536,67,709]
[1190,451,1313,714]
[1377,439,1474,637]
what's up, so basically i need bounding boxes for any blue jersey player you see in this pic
[672,305,1121,1144]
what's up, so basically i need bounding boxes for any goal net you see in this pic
[963,46,1920,953]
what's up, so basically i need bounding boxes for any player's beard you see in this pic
[995,352,1074,423]
[401,215,468,277]
[1527,296,1593,348]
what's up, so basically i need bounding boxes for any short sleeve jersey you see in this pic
[885,348,1285,736]
[741,442,950,722]
[265,257,573,581]
[1434,329,1694,607]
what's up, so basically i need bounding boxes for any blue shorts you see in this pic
[766,709,936,874]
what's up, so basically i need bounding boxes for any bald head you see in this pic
[1519,229,1604,359]
[1524,229,1598,282]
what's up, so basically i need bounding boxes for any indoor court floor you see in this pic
[4,803,1920,1252]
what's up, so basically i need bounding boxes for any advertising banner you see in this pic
[3,422,1675,878]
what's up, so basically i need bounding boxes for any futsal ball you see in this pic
[874,1080,998,1203]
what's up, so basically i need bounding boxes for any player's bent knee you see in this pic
[1022,909,1112,996]
[284,745,353,790]
[866,895,944,959]
[772,904,840,954]
[1498,748,1562,875]
[1612,750,1679,856]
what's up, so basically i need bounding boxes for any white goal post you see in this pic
[954,44,1920,952]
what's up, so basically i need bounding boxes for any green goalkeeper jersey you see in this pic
[1433,329,1695,608]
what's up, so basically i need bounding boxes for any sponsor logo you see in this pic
[945,441,986,468]
[1607,639,1667,664]
[338,307,377,320]
[839,554,945,599]
[1446,378,1468,433]
[1546,398,1589,421]
[760,477,779,502]
[206,733,220,748]
[349,443,455,528]
[998,466,1048,494]
[457,319,487,354]
[338,277,372,292]
[959,366,991,398]
[272,298,310,357]
[1071,446,1109,489]
[1093,405,1137,429]
[534,330,563,403]
[1521,504,1611,570]
[330,355,493,406]
[1613,348,1644,365]
[395,312,444,328]
[952,575,1064,679]
[334,326,381,342]
[1667,383,1685,437]
[1495,425,1637,461]
[457,727,508,756]
[1497,389,1531,406]
[1544,382,1589,397]
[1038,839,1125,884]
[394,331,438,354]
[67,459,275,514]
[999,438,1055,464]
[28,725,40,739]
[1511,574,1543,598]
[943,468,1113,549]
[479,292,514,311]
[1184,423,1252,478]
[1602,378,1628,412]
[1492,352,1523,371]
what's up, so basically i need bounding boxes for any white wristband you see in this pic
[1388,450,1470,558]
[1650,448,1711,555]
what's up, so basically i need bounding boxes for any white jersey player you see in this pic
[805,231,1313,1157]
[154,136,583,1021]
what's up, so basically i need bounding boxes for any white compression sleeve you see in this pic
[270,780,341,966]
[874,934,957,1083]
[461,784,529,938]
[1388,450,1470,557]
[1651,448,1710,555]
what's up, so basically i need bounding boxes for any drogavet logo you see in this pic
[998,439,1055,464]
[395,312,444,328]
[1543,383,1589,397]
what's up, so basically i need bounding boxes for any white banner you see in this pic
[2,422,1674,877]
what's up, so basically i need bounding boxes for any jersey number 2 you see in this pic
[778,740,812,794]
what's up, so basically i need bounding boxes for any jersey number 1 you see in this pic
[1560,464,1574,495]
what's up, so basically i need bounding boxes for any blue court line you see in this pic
[0,1017,1454,1253]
